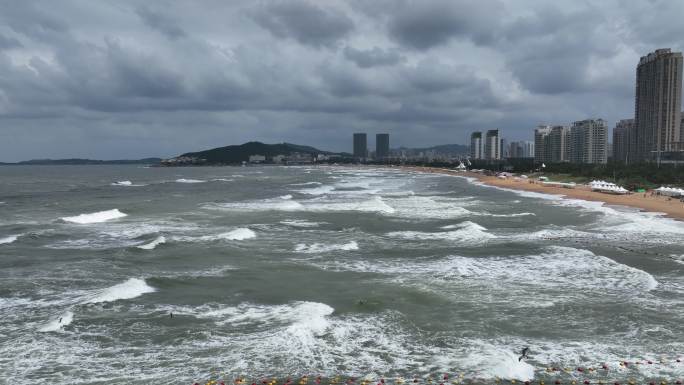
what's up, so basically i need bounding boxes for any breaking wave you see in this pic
[0,234,20,244]
[136,236,167,250]
[82,278,156,304]
[295,241,359,253]
[61,209,128,224]
[388,221,494,246]
[175,178,206,183]
[38,311,74,332]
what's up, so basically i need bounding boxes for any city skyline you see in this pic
[1,1,684,162]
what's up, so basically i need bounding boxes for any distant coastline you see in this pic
[0,158,162,166]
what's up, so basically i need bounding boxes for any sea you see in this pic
[1,165,683,385]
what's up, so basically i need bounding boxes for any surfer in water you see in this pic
[518,347,529,362]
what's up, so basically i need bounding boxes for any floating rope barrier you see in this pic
[189,360,684,385]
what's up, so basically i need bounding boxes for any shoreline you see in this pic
[397,165,684,221]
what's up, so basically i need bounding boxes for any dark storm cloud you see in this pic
[343,46,404,68]
[386,0,503,49]
[250,0,354,48]
[0,0,683,161]
[136,6,187,39]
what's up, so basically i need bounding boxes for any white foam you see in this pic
[389,221,494,246]
[280,219,324,228]
[205,196,394,214]
[38,311,74,332]
[175,178,205,183]
[670,255,684,266]
[0,234,19,244]
[83,278,156,304]
[280,194,293,200]
[295,241,359,253]
[184,228,257,242]
[211,178,234,182]
[136,236,166,250]
[61,209,128,224]
[462,342,535,381]
[295,185,336,195]
[289,181,322,186]
[112,180,132,186]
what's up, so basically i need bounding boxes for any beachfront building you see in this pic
[508,141,534,158]
[353,133,367,160]
[632,48,683,163]
[375,133,389,160]
[535,125,569,163]
[470,132,483,160]
[534,125,551,163]
[484,129,501,160]
[569,119,608,164]
[613,119,633,163]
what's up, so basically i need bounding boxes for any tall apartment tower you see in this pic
[484,129,501,160]
[353,133,367,160]
[470,132,482,159]
[570,119,608,164]
[375,133,390,160]
[534,125,552,163]
[613,119,633,163]
[633,48,683,163]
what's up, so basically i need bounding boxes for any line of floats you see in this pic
[192,359,683,385]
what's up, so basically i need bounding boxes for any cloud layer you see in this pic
[0,0,682,161]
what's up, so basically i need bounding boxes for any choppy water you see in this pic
[1,165,683,384]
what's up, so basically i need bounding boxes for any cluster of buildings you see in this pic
[534,119,609,164]
[469,129,534,160]
[468,49,683,166]
[353,133,390,161]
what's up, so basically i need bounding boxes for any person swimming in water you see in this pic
[518,347,529,362]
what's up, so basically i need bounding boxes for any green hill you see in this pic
[179,142,333,164]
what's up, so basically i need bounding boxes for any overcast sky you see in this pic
[1,0,683,161]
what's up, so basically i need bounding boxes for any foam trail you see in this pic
[175,178,205,183]
[83,278,155,304]
[295,241,359,253]
[112,180,132,186]
[38,311,74,332]
[280,219,323,228]
[136,236,166,250]
[61,209,127,224]
[216,228,256,240]
[280,194,293,200]
[0,235,19,244]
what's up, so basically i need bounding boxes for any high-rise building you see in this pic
[535,125,569,163]
[633,48,683,163]
[534,125,552,163]
[613,119,633,163]
[353,133,367,160]
[570,119,608,164]
[508,141,535,158]
[470,132,482,159]
[484,129,501,160]
[375,133,389,160]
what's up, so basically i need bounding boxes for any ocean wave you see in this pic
[280,194,293,200]
[204,196,395,214]
[82,278,156,304]
[136,236,167,250]
[289,182,322,186]
[175,178,206,183]
[178,228,257,242]
[61,209,128,224]
[388,221,494,246]
[280,219,324,228]
[0,234,20,244]
[295,241,359,253]
[111,180,145,187]
[38,311,74,332]
[211,178,234,182]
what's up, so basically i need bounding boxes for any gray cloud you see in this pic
[344,46,404,68]
[0,0,682,161]
[136,6,187,39]
[250,0,354,48]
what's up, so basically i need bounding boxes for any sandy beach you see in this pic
[400,166,684,221]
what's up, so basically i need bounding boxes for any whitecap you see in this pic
[0,234,19,244]
[180,228,257,242]
[280,219,324,228]
[136,236,166,250]
[38,311,74,332]
[82,278,156,304]
[389,221,493,246]
[280,194,293,200]
[295,241,359,253]
[111,180,132,186]
[175,178,205,183]
[61,209,127,224]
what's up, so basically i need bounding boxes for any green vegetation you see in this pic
[180,142,334,164]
